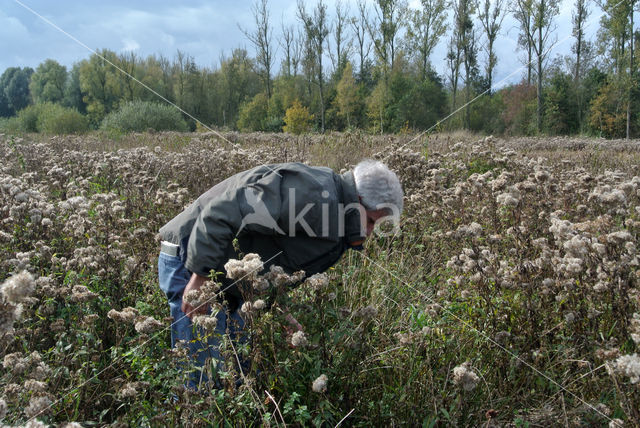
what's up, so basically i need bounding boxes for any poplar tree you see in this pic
[298,0,330,132]
[405,0,448,81]
[476,0,506,92]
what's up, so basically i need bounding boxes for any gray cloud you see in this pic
[1,0,594,87]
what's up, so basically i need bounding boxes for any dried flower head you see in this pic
[25,420,49,428]
[290,330,308,348]
[630,313,640,345]
[453,362,480,391]
[192,314,219,331]
[0,398,6,420]
[355,305,378,320]
[613,353,640,384]
[394,332,413,346]
[240,301,254,313]
[252,277,270,291]
[312,374,328,393]
[134,316,163,334]
[119,381,149,398]
[24,379,47,393]
[24,395,52,419]
[305,273,329,290]
[1,270,36,304]
[71,285,98,302]
[224,253,264,280]
[182,289,202,307]
[107,307,139,323]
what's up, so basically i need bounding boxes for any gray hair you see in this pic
[353,159,403,214]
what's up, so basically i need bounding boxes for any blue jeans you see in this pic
[158,251,247,389]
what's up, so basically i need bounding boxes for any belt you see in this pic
[160,241,179,257]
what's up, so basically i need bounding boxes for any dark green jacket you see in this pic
[159,162,364,303]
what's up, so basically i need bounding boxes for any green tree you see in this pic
[63,63,87,114]
[597,0,637,138]
[37,103,89,134]
[330,0,351,77]
[500,82,537,135]
[589,78,628,137]
[212,49,261,128]
[543,69,579,134]
[368,0,408,74]
[405,0,448,81]
[0,67,34,117]
[240,0,275,98]
[5,103,88,134]
[78,49,123,126]
[570,0,594,131]
[271,74,306,123]
[283,99,314,134]
[531,0,561,132]
[451,0,478,127]
[476,0,506,92]
[367,77,390,133]
[512,0,535,85]
[237,92,270,131]
[117,52,144,102]
[351,1,373,82]
[298,0,330,132]
[29,59,67,104]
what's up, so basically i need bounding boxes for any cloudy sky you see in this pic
[0,0,614,90]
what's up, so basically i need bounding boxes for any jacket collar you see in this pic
[340,171,366,244]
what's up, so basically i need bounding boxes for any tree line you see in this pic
[0,0,638,138]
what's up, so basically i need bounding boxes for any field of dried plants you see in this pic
[1,131,640,427]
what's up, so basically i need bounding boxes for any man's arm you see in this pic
[184,169,287,280]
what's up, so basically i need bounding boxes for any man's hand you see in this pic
[181,273,209,320]
[284,313,303,334]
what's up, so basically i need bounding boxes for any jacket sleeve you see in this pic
[184,169,285,277]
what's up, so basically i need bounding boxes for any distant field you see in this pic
[1,131,639,426]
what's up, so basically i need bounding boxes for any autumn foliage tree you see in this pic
[589,79,628,137]
[283,99,314,134]
[501,82,537,135]
[335,62,360,128]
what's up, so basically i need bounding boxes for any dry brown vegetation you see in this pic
[1,131,639,427]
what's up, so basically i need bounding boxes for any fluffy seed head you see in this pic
[312,374,328,393]
[290,330,308,348]
[453,362,480,391]
[1,270,36,304]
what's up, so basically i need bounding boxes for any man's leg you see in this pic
[158,251,223,388]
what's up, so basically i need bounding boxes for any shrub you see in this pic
[283,99,314,135]
[0,103,89,134]
[8,104,43,133]
[237,93,270,132]
[37,103,89,134]
[100,101,188,133]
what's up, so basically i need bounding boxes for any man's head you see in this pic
[353,159,403,237]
